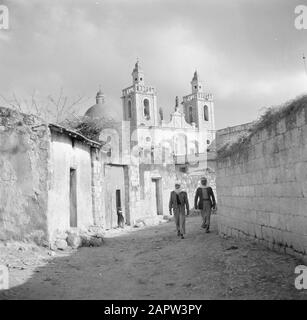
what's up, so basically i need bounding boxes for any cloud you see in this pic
[0,0,306,129]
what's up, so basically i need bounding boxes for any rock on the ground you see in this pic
[55,239,68,250]
[67,233,82,249]
[134,221,146,228]
[89,237,104,247]
[80,234,104,247]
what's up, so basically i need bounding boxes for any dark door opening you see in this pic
[70,168,77,227]
[116,189,121,209]
[116,189,124,228]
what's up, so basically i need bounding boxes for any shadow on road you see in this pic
[0,216,306,300]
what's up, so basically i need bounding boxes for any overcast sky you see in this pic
[0,0,306,129]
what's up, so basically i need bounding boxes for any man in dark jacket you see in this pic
[194,177,216,233]
[169,182,190,239]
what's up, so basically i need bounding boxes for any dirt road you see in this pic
[0,215,306,299]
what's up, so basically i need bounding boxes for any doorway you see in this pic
[104,165,126,229]
[116,189,121,209]
[70,168,77,227]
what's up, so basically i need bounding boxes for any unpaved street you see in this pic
[0,215,306,300]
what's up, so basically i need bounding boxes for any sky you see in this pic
[0,0,307,129]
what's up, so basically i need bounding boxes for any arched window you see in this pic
[189,106,193,123]
[204,105,209,121]
[143,99,150,119]
[128,100,132,119]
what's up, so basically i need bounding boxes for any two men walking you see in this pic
[169,177,216,238]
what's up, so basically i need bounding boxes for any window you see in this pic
[143,99,150,119]
[128,100,132,119]
[204,105,209,121]
[180,167,187,173]
[207,139,210,145]
[189,106,193,123]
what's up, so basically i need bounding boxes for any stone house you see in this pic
[0,107,101,244]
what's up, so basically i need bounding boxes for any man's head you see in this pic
[175,183,181,190]
[201,177,207,186]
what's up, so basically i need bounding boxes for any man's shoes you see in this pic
[206,230,210,233]
[177,231,181,236]
[181,234,184,239]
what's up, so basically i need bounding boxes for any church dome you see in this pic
[84,89,119,122]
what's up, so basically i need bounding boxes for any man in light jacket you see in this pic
[169,182,190,239]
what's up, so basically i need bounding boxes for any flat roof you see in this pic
[49,123,101,148]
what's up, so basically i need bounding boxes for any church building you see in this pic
[84,61,217,229]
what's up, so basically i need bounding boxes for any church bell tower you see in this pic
[182,71,215,153]
[122,60,159,128]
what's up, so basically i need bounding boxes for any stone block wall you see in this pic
[216,122,254,150]
[216,103,307,262]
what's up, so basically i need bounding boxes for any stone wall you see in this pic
[216,122,254,150]
[48,130,95,241]
[0,108,50,244]
[216,101,307,262]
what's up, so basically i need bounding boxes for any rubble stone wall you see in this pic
[0,108,50,244]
